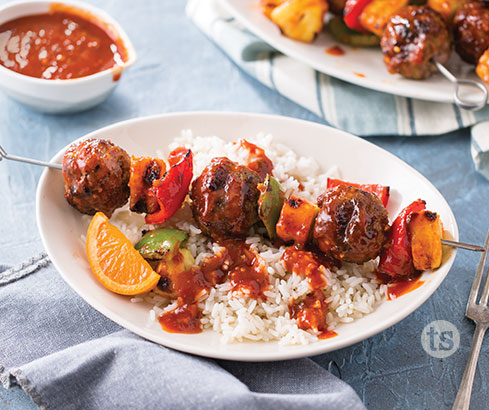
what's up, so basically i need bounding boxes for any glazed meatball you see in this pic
[191,157,261,240]
[381,6,450,79]
[313,185,389,263]
[454,1,489,65]
[62,139,130,217]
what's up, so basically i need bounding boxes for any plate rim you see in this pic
[36,110,459,361]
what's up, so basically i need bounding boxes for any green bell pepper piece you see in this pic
[257,175,285,240]
[327,16,380,47]
[135,228,188,260]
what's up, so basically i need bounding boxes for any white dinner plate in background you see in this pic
[219,0,485,104]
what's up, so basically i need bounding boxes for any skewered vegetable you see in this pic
[270,0,328,43]
[327,16,380,46]
[344,0,373,31]
[257,175,285,240]
[145,148,193,225]
[260,0,285,18]
[136,228,195,298]
[135,228,188,260]
[476,48,489,85]
[426,0,469,21]
[276,195,319,245]
[128,156,166,214]
[378,199,426,277]
[408,210,443,270]
[359,0,408,37]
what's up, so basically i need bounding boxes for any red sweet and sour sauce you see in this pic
[282,246,329,291]
[0,7,126,80]
[325,46,345,56]
[387,279,425,300]
[159,240,269,334]
[282,246,338,339]
[376,270,425,301]
[238,139,274,180]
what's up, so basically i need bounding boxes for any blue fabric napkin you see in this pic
[0,257,366,410]
[186,0,489,137]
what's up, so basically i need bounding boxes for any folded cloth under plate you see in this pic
[186,0,489,138]
[0,259,366,410]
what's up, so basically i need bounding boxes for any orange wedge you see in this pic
[86,212,160,295]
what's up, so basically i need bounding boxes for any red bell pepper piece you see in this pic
[343,0,372,32]
[167,147,188,167]
[145,148,193,225]
[378,199,426,278]
[327,178,390,207]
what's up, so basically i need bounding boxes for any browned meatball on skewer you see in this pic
[381,6,451,79]
[454,1,489,65]
[62,138,130,217]
[313,185,389,263]
[191,157,262,240]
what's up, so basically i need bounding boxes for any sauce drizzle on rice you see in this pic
[282,246,337,337]
[159,240,269,333]
[158,267,209,334]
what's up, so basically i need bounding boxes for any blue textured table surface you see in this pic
[0,1,488,409]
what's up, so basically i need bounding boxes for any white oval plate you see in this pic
[219,0,486,104]
[37,112,458,361]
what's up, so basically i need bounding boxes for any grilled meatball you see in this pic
[454,1,489,65]
[313,185,389,263]
[62,139,130,217]
[191,157,261,240]
[381,6,450,79]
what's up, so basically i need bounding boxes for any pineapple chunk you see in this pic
[359,0,408,37]
[260,0,285,19]
[476,48,489,85]
[270,0,328,43]
[408,210,443,271]
[426,0,469,22]
[276,195,319,245]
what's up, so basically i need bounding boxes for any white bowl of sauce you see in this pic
[0,0,136,113]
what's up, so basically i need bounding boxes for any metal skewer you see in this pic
[0,143,62,169]
[434,60,488,111]
[1,143,486,252]
[441,238,485,252]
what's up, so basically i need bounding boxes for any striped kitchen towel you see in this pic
[186,0,489,137]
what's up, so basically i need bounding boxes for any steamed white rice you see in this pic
[105,131,387,345]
